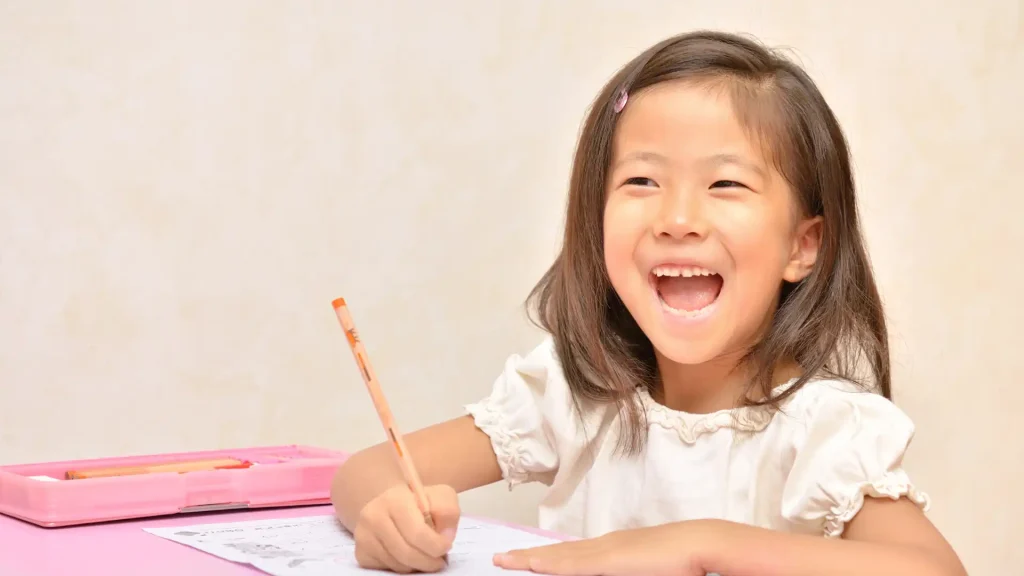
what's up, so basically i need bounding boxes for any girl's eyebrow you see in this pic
[702,153,767,179]
[612,151,768,180]
[612,151,668,170]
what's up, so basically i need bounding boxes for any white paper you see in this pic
[145,515,559,575]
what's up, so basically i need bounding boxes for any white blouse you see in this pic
[465,337,929,539]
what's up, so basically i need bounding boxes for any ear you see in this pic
[783,215,823,283]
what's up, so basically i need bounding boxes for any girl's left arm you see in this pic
[494,495,966,576]
[702,496,966,576]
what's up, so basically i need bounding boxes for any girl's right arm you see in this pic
[330,414,503,572]
[331,414,501,528]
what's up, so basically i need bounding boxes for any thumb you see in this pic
[425,485,461,542]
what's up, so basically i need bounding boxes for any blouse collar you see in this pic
[636,378,799,444]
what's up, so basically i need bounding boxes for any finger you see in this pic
[492,550,535,571]
[503,542,570,558]
[391,496,451,559]
[494,550,602,576]
[425,485,461,543]
[377,509,446,573]
[494,542,603,574]
[494,545,555,572]
[529,554,603,576]
[355,528,414,574]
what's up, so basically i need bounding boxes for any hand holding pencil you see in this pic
[333,298,459,573]
[352,483,460,573]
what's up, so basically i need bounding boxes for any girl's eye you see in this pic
[624,177,657,187]
[710,180,747,189]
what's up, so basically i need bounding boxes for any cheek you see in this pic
[719,204,795,283]
[602,198,646,289]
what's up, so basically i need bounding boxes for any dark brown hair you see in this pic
[527,30,890,454]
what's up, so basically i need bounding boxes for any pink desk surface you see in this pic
[0,504,565,575]
[0,504,339,575]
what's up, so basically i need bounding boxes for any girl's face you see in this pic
[604,80,821,367]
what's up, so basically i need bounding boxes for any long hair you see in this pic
[527,30,890,455]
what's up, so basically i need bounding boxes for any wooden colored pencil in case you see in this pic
[66,458,251,480]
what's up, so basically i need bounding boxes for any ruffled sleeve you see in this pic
[780,382,931,538]
[465,337,574,489]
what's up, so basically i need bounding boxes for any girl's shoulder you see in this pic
[763,377,928,537]
[465,335,609,488]
[776,376,914,433]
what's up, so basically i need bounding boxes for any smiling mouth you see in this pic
[651,265,723,317]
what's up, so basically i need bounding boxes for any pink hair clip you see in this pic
[613,88,628,113]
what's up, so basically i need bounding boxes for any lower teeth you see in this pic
[660,298,713,317]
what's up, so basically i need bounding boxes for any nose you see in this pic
[651,188,709,241]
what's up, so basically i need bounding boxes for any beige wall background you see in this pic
[1,1,1021,572]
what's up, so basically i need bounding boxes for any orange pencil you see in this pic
[332,297,436,530]
[66,458,251,480]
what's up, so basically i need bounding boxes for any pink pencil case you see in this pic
[0,445,348,527]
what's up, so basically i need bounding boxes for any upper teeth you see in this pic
[653,265,717,278]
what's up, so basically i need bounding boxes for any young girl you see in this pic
[332,31,966,575]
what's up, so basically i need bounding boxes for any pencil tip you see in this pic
[332,297,346,309]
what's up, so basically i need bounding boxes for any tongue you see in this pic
[658,275,722,312]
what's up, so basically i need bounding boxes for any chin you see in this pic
[646,330,730,365]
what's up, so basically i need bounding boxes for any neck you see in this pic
[654,299,797,413]
[654,351,802,414]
